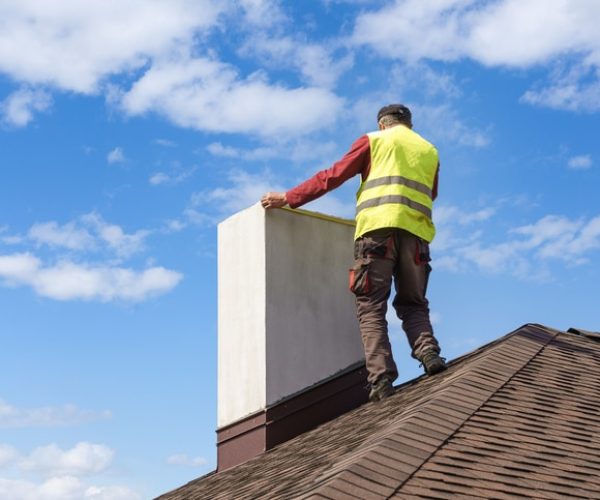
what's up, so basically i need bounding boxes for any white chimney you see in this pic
[216,203,366,470]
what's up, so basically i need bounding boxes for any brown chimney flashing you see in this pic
[216,362,368,471]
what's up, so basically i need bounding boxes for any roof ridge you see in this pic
[567,327,600,342]
[302,324,560,499]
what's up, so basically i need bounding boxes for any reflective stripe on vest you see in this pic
[355,125,438,241]
[360,175,433,198]
[356,194,432,219]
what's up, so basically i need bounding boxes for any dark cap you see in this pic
[377,104,412,125]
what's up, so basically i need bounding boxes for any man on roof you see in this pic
[261,104,446,402]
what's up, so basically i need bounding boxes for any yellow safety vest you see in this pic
[355,125,438,242]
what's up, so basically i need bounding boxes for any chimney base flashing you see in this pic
[216,363,368,471]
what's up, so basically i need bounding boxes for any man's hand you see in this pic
[261,192,288,209]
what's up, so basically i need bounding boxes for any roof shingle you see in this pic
[158,324,600,499]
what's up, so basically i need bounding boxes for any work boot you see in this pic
[369,376,394,402]
[420,350,447,375]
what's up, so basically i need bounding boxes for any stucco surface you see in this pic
[265,208,363,406]
[218,204,266,427]
[217,204,363,427]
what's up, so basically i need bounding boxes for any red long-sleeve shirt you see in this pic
[286,134,438,209]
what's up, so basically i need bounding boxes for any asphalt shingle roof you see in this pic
[158,323,600,499]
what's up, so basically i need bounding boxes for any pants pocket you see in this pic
[355,232,393,260]
[415,239,431,265]
[349,258,371,295]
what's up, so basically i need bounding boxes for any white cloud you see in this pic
[206,139,339,163]
[196,169,285,215]
[2,235,24,245]
[0,253,40,283]
[300,195,355,220]
[466,1,600,67]
[9,214,151,261]
[149,173,170,186]
[154,138,176,147]
[434,255,461,272]
[435,205,496,226]
[183,208,215,227]
[522,79,600,112]
[107,147,125,165]
[0,0,343,141]
[0,0,223,94]
[20,214,149,259]
[206,142,241,159]
[188,166,354,222]
[353,0,600,112]
[415,103,490,148]
[433,205,493,252]
[355,63,486,150]
[166,454,208,467]
[183,169,285,225]
[521,63,600,112]
[0,2,344,135]
[20,443,113,477]
[353,0,477,62]
[390,62,462,100]
[80,213,148,258]
[1,88,51,127]
[567,154,593,170]
[0,445,18,467]
[515,215,600,263]
[430,311,441,326]
[322,0,371,4]
[0,476,83,500]
[34,261,182,302]
[84,485,141,500]
[28,222,95,251]
[346,70,487,148]
[240,34,353,88]
[163,219,187,233]
[0,253,182,302]
[235,0,286,28]
[295,44,353,89]
[0,399,111,429]
[433,209,600,280]
[0,442,140,500]
[149,167,196,186]
[511,215,579,249]
[120,55,344,138]
[353,0,600,66]
[458,240,534,277]
[0,476,141,500]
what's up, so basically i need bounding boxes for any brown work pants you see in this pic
[350,227,441,384]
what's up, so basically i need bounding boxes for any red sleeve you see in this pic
[286,135,371,209]
[432,162,439,201]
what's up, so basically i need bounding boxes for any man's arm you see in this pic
[261,135,370,210]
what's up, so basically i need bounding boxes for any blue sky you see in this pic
[0,0,599,498]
